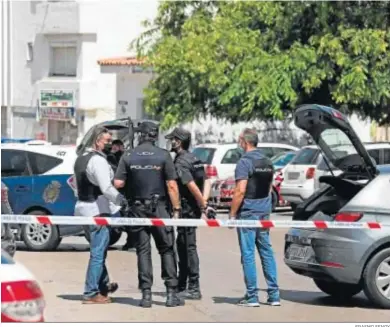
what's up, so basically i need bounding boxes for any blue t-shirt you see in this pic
[234,149,272,217]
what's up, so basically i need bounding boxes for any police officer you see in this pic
[165,127,214,300]
[114,121,184,308]
[229,128,280,307]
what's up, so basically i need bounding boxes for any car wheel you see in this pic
[21,210,62,251]
[271,189,278,212]
[313,279,362,299]
[363,248,390,309]
[84,228,122,246]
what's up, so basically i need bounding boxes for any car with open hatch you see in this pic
[284,104,390,309]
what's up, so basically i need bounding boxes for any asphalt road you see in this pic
[13,210,389,323]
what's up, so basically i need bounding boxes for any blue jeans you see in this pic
[237,213,279,301]
[83,225,110,298]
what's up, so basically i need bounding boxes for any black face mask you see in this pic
[114,150,123,161]
[168,139,181,153]
[103,143,112,155]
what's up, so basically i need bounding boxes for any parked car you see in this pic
[271,151,297,171]
[284,104,390,309]
[192,143,299,182]
[1,142,82,251]
[313,142,390,191]
[1,181,16,257]
[1,250,46,322]
[280,145,322,211]
[209,175,283,211]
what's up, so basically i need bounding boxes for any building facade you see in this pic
[1,0,157,144]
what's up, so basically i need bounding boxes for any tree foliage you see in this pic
[132,1,390,128]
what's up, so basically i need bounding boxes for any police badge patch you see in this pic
[43,181,61,203]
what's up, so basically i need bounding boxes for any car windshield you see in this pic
[271,152,295,166]
[192,147,216,164]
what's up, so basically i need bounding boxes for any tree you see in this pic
[132,1,390,129]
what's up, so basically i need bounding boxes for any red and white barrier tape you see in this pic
[0,214,387,229]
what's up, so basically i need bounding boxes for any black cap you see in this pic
[165,127,191,142]
[136,121,159,135]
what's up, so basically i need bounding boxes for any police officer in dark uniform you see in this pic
[114,121,184,308]
[165,127,214,300]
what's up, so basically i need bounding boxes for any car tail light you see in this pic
[1,187,8,203]
[205,165,218,178]
[334,212,363,222]
[1,280,45,322]
[306,167,315,179]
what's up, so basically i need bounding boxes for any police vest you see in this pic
[245,156,274,199]
[126,143,167,200]
[74,152,103,202]
[175,151,206,206]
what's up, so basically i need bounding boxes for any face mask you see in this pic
[237,143,245,154]
[115,151,123,161]
[103,143,112,155]
[166,139,180,152]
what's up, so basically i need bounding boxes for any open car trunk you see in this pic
[76,117,162,156]
[291,104,379,223]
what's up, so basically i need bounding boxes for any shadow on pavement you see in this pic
[213,289,377,309]
[16,244,120,253]
[278,289,377,309]
[57,294,166,307]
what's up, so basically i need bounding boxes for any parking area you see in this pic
[12,210,389,323]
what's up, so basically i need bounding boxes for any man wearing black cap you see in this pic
[114,121,184,308]
[165,127,214,300]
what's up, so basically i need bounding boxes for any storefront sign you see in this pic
[39,107,74,121]
[40,90,74,108]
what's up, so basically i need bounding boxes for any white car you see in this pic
[313,142,390,191]
[192,142,299,181]
[1,141,79,251]
[280,145,322,210]
[1,250,46,322]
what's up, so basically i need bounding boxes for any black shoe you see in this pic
[140,289,152,308]
[166,288,185,307]
[185,288,202,300]
[186,283,202,300]
[101,282,119,297]
[177,283,187,294]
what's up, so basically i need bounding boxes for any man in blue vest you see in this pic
[229,128,280,307]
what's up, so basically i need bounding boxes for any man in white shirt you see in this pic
[74,127,125,304]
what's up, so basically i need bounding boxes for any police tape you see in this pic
[0,214,387,229]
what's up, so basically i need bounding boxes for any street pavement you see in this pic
[13,210,389,323]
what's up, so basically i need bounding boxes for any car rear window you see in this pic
[290,148,318,165]
[221,149,242,164]
[191,147,216,164]
[27,152,63,175]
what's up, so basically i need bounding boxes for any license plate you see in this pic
[286,244,310,260]
[288,172,300,180]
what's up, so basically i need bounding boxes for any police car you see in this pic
[1,140,83,251]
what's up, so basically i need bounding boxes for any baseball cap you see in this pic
[136,121,159,135]
[165,127,191,142]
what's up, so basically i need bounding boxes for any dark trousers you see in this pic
[131,203,178,290]
[176,207,200,289]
